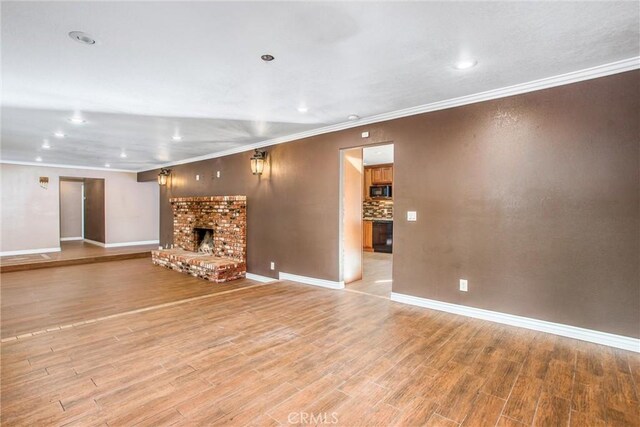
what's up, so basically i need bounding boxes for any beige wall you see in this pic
[1,163,159,253]
[59,180,83,239]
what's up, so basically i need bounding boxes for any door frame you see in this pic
[339,141,395,285]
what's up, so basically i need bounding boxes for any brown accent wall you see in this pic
[140,71,639,338]
[84,178,105,243]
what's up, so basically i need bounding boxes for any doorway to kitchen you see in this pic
[340,143,394,298]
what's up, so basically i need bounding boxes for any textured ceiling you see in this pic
[364,144,394,166]
[1,1,638,171]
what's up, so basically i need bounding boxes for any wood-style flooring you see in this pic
[0,241,158,272]
[1,258,256,339]
[1,258,639,426]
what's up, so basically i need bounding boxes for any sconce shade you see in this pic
[250,149,266,175]
[158,168,171,185]
[39,176,49,189]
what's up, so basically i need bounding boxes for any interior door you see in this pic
[84,178,106,244]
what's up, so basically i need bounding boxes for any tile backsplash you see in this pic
[363,199,393,220]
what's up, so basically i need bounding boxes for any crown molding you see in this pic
[0,159,135,173]
[140,56,639,172]
[3,57,638,174]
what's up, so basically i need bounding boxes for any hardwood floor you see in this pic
[1,258,255,339]
[1,259,639,426]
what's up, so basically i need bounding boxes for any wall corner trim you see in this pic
[60,237,84,242]
[390,292,640,353]
[0,247,61,257]
[279,272,345,290]
[246,273,278,283]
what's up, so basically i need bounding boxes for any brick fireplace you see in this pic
[152,195,247,282]
[171,195,246,259]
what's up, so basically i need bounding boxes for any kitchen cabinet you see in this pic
[364,164,393,199]
[363,168,372,200]
[381,166,393,183]
[363,220,373,252]
[370,165,393,185]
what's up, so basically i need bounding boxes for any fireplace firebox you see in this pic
[193,227,214,253]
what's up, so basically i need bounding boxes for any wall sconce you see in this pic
[39,176,49,189]
[250,149,266,175]
[157,168,171,185]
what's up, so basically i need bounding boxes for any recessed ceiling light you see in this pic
[120,152,127,158]
[261,54,275,62]
[54,132,65,138]
[35,156,42,162]
[68,117,86,124]
[348,114,360,121]
[42,140,51,149]
[453,59,478,70]
[297,106,308,113]
[172,135,182,141]
[104,163,111,168]
[69,31,96,45]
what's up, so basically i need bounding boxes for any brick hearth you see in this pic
[152,195,247,282]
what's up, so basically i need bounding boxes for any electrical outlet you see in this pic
[216,171,221,178]
[270,262,275,270]
[196,174,200,181]
[407,211,417,221]
[459,279,468,292]
[361,131,369,138]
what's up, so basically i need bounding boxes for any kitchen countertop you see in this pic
[363,218,393,222]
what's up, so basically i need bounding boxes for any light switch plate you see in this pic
[361,131,369,138]
[196,174,200,181]
[270,262,275,270]
[459,279,468,292]
[407,211,417,221]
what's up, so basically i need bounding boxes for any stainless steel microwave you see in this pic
[370,185,392,198]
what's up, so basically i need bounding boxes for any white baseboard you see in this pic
[246,273,278,283]
[390,292,640,353]
[279,272,345,289]
[104,240,159,248]
[84,239,159,248]
[60,237,83,241]
[0,247,61,257]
